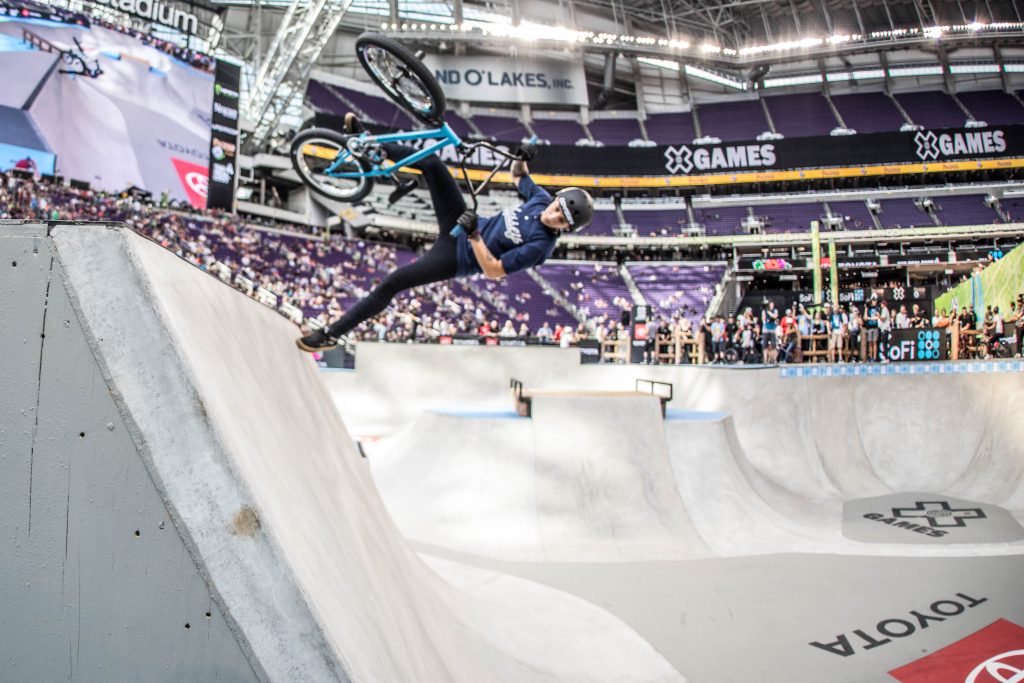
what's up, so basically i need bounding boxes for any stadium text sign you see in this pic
[423,55,587,107]
[89,0,200,34]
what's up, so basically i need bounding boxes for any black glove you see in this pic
[456,209,478,236]
[515,143,537,162]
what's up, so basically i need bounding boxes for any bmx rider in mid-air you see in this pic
[296,114,594,353]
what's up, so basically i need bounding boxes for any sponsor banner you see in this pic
[206,59,241,211]
[578,338,601,364]
[467,124,1024,177]
[171,157,208,208]
[887,328,948,362]
[87,0,202,34]
[890,618,1024,682]
[630,304,652,363]
[843,493,1024,544]
[422,55,587,107]
[792,286,934,308]
[311,114,1024,188]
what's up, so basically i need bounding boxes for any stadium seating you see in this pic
[757,203,826,233]
[876,198,930,229]
[472,113,531,141]
[333,83,416,130]
[956,90,1024,126]
[644,111,697,145]
[826,200,875,231]
[894,91,965,129]
[695,99,769,142]
[932,194,1001,226]
[530,116,589,145]
[626,262,725,324]
[580,209,622,236]
[588,116,644,146]
[693,205,748,235]
[622,207,689,236]
[830,92,906,134]
[763,93,839,137]
[536,262,633,321]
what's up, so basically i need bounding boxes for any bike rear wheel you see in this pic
[355,33,446,126]
[290,128,373,202]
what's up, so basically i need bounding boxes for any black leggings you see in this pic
[328,144,465,338]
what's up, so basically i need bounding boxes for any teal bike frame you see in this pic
[324,122,465,180]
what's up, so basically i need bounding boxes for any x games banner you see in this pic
[207,59,241,211]
[494,125,1024,177]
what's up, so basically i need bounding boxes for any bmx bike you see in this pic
[290,33,525,234]
[59,37,103,79]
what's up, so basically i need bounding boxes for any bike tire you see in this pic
[290,128,374,202]
[356,33,446,126]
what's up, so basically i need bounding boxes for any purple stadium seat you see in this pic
[830,92,905,134]
[696,100,769,142]
[531,117,588,145]
[471,114,530,142]
[876,198,928,229]
[933,195,1001,226]
[956,90,1024,126]
[763,93,839,138]
[827,200,875,230]
[626,263,725,324]
[622,207,689,237]
[644,111,697,145]
[588,117,643,146]
[895,91,966,130]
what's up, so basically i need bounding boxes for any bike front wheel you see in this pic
[356,33,446,126]
[290,128,374,202]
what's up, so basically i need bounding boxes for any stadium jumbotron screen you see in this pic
[0,3,219,207]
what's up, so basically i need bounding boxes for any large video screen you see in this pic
[0,5,216,207]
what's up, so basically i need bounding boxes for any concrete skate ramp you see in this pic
[333,345,1024,558]
[372,398,712,562]
[0,222,681,682]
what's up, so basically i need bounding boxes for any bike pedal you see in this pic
[415,50,425,60]
[388,178,419,204]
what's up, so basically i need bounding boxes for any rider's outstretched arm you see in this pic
[510,159,529,192]
[468,233,506,279]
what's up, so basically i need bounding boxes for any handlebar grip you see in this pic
[450,225,464,238]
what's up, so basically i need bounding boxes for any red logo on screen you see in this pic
[633,324,649,341]
[889,619,1024,683]
[171,157,208,209]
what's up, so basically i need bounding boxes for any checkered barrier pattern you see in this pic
[780,359,1024,379]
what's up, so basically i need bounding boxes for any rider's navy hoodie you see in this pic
[455,175,559,278]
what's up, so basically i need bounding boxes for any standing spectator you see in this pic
[895,305,910,330]
[828,303,847,363]
[910,304,926,328]
[864,298,880,362]
[710,316,726,364]
[740,322,756,364]
[761,301,779,365]
[559,325,574,348]
[848,306,862,362]
[780,308,799,363]
[699,316,713,364]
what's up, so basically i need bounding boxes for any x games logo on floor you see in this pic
[842,493,1024,544]
[863,500,987,538]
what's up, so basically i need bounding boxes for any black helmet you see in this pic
[554,187,594,231]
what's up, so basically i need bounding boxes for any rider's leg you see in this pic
[381,143,466,234]
[326,237,457,338]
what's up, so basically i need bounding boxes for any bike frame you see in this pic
[325,122,463,179]
[322,121,521,210]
